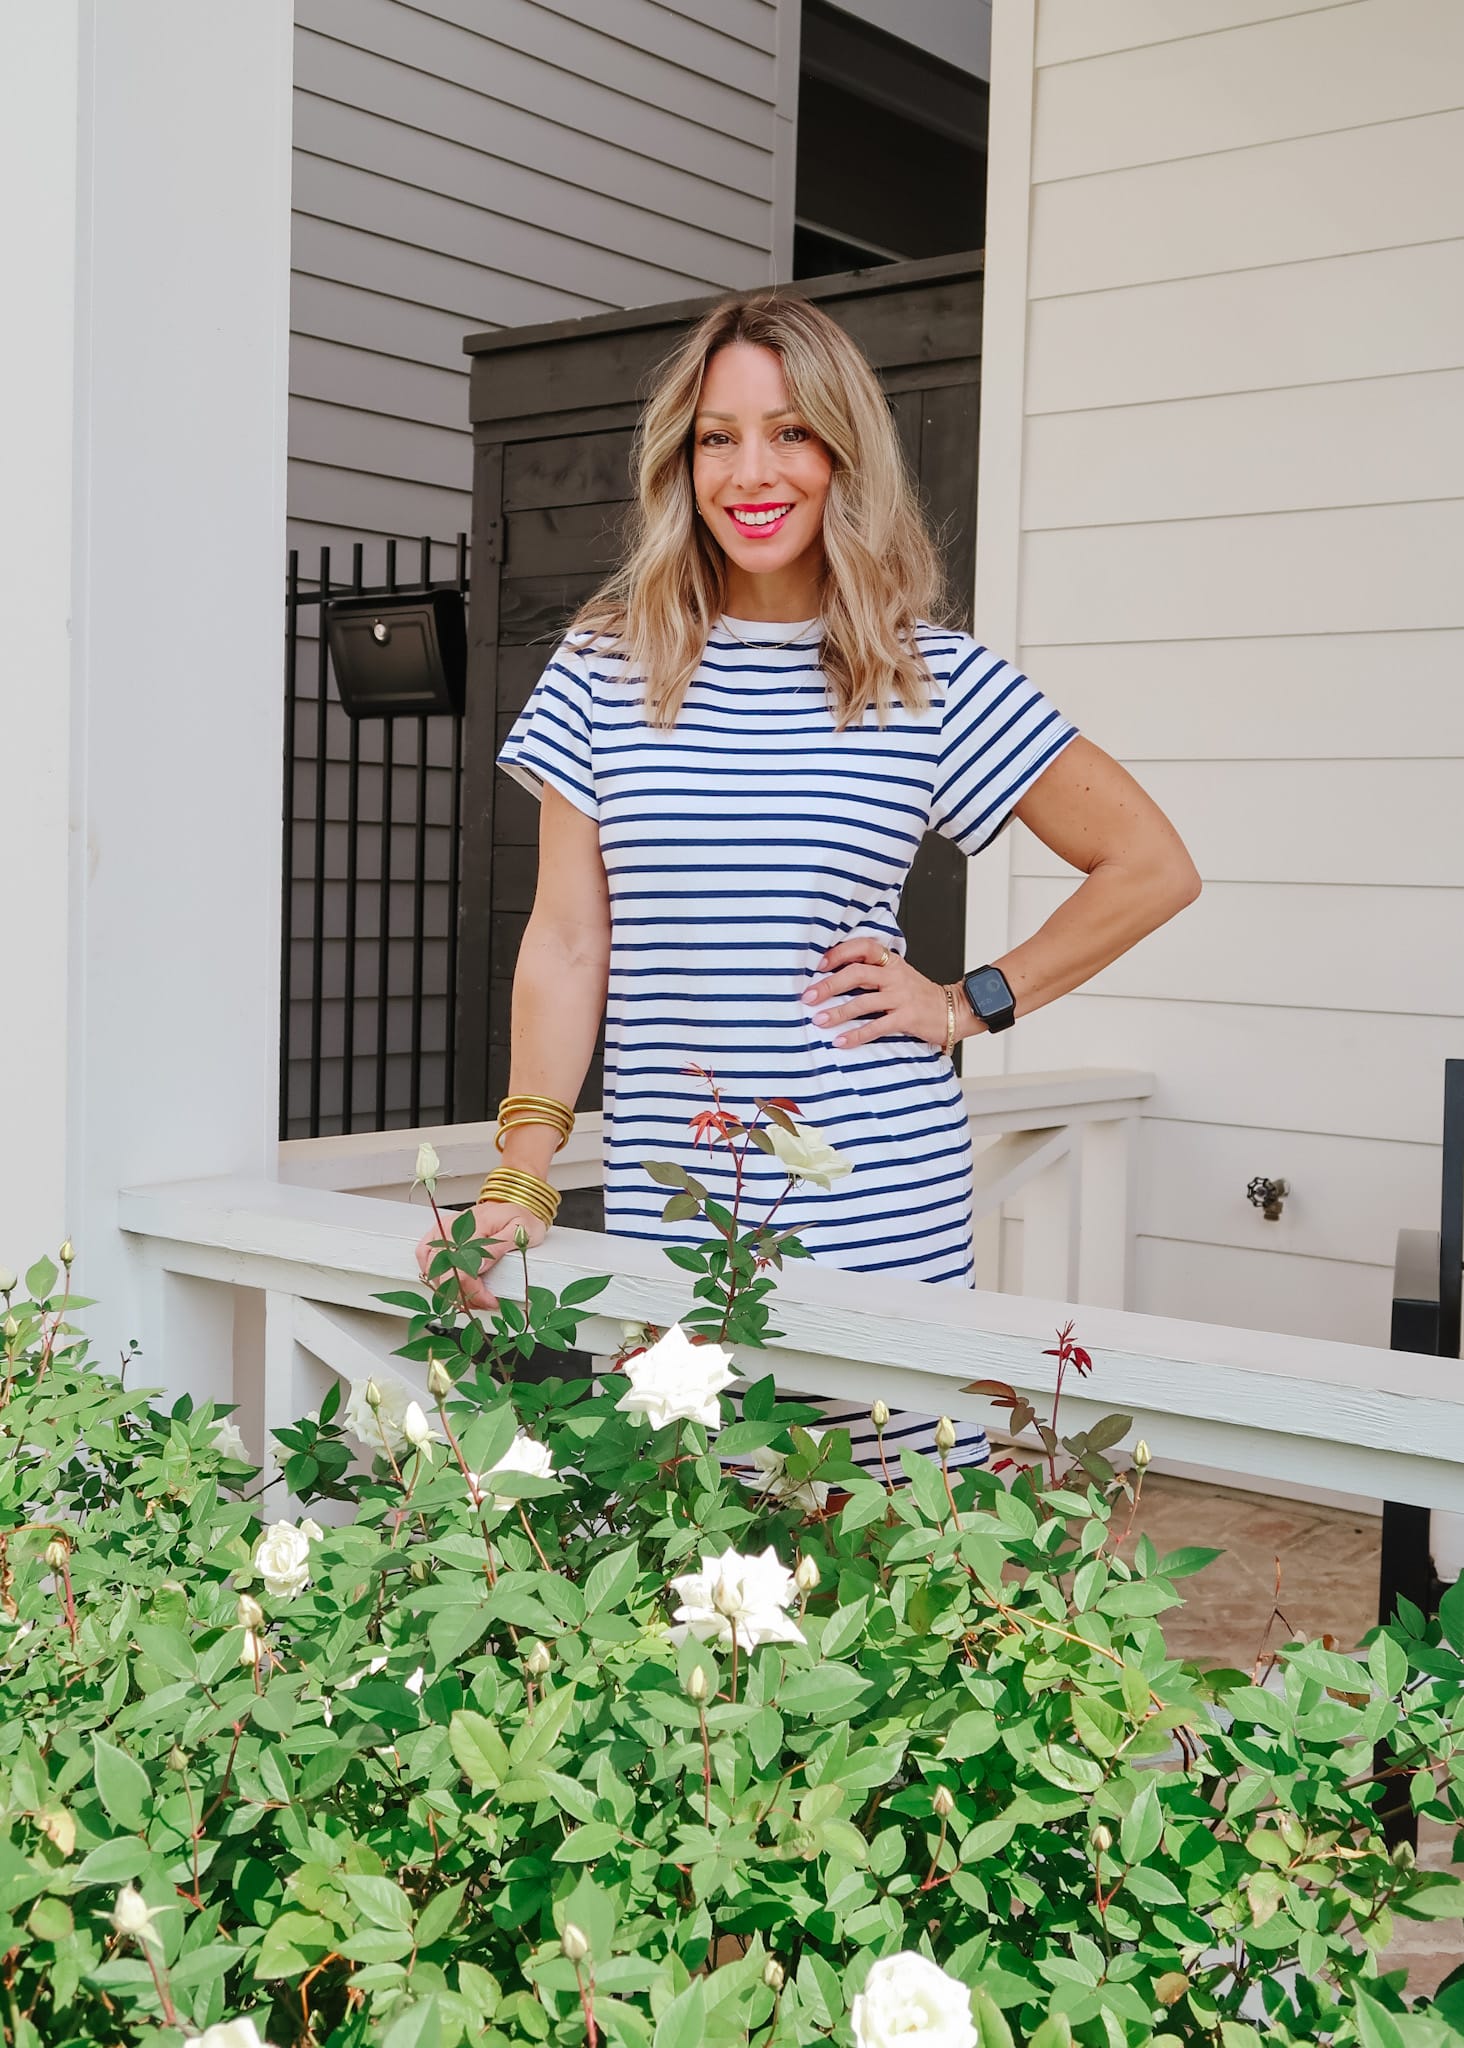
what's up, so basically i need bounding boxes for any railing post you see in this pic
[1075,1114,1137,1310]
[1021,1139,1079,1302]
[134,1264,238,1417]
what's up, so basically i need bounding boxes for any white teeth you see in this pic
[729,506,791,527]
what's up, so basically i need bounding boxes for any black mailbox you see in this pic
[325,589,467,718]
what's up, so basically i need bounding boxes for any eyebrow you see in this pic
[696,408,799,422]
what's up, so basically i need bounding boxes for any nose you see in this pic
[730,443,776,496]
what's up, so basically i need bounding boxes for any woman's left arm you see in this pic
[973,736,1200,1033]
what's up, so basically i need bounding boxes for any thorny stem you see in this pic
[575,1963,600,2048]
[433,1394,500,1586]
[729,1623,740,1707]
[517,1502,553,1573]
[919,1813,951,1890]
[699,1701,713,1826]
[939,1451,962,1532]
[139,1942,179,2028]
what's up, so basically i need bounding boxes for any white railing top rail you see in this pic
[277,1067,1156,1197]
[119,1169,1464,1513]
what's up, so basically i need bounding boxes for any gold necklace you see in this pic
[717,613,821,654]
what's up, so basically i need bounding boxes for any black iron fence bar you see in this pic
[341,542,365,1130]
[410,535,431,1126]
[445,532,468,1125]
[1440,1057,1463,1360]
[280,551,299,1135]
[309,544,332,1135]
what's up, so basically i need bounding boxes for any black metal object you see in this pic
[280,535,468,1139]
[325,588,467,719]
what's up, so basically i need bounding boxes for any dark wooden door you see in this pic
[455,251,983,1126]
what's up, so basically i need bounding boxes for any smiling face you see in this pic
[691,341,835,613]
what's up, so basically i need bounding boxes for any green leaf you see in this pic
[560,1274,612,1305]
[1437,1575,1464,1655]
[641,1160,690,1189]
[449,1709,509,1790]
[1393,1876,1464,1920]
[1071,1695,1125,1758]
[653,1977,706,2048]
[27,1898,74,1943]
[132,1623,196,1680]
[971,1987,1015,2048]
[92,1734,151,1831]
[1155,1546,1222,1579]
[25,1256,58,1301]
[553,1823,624,1862]
[779,1665,870,1716]
[819,1598,869,1661]
[1368,1630,1408,1697]
[381,1996,444,2048]
[839,1483,891,1534]
[255,1910,334,1979]
[1027,2018,1074,2048]
[899,1448,953,1525]
[941,1710,999,1759]
[584,1544,639,1615]
[1121,1778,1163,1865]
[342,1874,414,1929]
[993,1487,1038,1538]
[76,1838,150,1885]
[1352,1991,1408,2048]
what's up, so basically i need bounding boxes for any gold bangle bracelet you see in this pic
[477,1168,560,1224]
[495,1115,572,1155]
[943,984,957,1059]
[497,1093,575,1127]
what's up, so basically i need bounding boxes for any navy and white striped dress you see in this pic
[499,617,1078,1473]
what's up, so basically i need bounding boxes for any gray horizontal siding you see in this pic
[285,0,790,1135]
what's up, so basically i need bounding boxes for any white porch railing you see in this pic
[117,1077,1464,1522]
[277,1067,1156,1311]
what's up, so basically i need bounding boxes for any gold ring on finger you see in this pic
[877,948,890,967]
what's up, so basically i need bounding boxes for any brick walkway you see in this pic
[1119,1473,1460,1999]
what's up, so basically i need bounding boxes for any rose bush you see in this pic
[4,1095,1464,2048]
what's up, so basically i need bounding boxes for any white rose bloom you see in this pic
[669,1545,806,1650]
[849,1955,977,2048]
[616,1323,735,1431]
[414,1141,441,1189]
[765,1123,852,1191]
[111,1885,169,1948]
[343,1376,436,1458]
[209,1418,250,1463]
[738,1430,829,1513]
[188,2018,279,2048]
[252,1519,317,1600]
[474,1431,555,1510]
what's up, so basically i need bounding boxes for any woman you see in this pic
[415,293,1200,1475]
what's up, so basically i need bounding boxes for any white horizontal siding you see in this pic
[1013,760,1464,889]
[1132,1238,1393,1348]
[1020,632,1464,761]
[1033,0,1464,180]
[1026,240,1464,412]
[1035,0,1350,67]
[1029,110,1464,297]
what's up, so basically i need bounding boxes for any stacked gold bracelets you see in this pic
[477,1093,576,1224]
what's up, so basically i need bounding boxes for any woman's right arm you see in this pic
[416,784,610,1309]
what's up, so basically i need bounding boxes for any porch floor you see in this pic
[1118,1473,1460,2000]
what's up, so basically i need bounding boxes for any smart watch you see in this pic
[961,963,1017,1035]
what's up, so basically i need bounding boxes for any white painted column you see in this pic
[0,3,294,1398]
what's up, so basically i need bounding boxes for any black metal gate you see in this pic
[280,536,468,1140]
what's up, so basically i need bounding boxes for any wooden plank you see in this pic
[1013,760,1464,890]
[506,501,631,578]
[288,395,471,494]
[292,216,602,332]
[293,154,714,314]
[1033,0,1464,183]
[469,268,981,423]
[1037,0,1350,65]
[504,431,635,512]
[287,460,470,549]
[1010,874,1464,1017]
[916,381,980,619]
[295,92,765,287]
[889,389,922,483]
[1019,499,1464,645]
[1023,369,1464,531]
[491,842,538,917]
[292,31,770,245]
[451,438,503,1123]
[1029,111,1464,298]
[296,1,775,188]
[1025,242,1464,414]
[1011,994,1464,1149]
[499,572,601,647]
[1018,630,1464,762]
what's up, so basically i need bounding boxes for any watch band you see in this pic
[961,963,1017,1035]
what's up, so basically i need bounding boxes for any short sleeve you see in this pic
[497,639,599,821]
[928,639,1078,856]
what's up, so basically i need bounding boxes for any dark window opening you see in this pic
[793,0,988,278]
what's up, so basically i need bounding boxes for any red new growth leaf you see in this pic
[688,1109,740,1151]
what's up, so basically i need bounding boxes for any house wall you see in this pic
[283,0,798,1135]
[976,0,1464,1350]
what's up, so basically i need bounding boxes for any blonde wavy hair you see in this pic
[569,292,948,729]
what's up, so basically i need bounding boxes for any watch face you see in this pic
[970,969,1010,1013]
